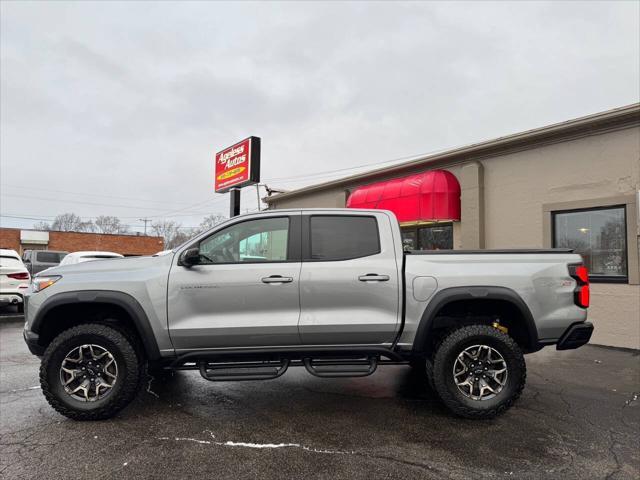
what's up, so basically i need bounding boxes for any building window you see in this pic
[553,205,627,282]
[401,223,453,251]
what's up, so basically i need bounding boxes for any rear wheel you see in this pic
[432,325,526,419]
[40,324,142,421]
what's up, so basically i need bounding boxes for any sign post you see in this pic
[214,136,261,217]
[229,188,241,217]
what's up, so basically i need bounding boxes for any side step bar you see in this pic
[199,359,290,381]
[171,346,404,368]
[303,357,378,378]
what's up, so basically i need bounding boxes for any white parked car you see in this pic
[0,249,30,312]
[58,251,124,266]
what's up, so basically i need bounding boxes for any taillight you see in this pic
[569,264,590,308]
[7,272,30,280]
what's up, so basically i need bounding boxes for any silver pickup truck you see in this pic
[23,209,593,421]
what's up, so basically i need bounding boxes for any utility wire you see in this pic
[0,183,205,207]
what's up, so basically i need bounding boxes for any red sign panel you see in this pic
[214,136,261,193]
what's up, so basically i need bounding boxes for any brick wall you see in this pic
[0,228,164,256]
[0,228,21,252]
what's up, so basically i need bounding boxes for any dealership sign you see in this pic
[214,136,261,193]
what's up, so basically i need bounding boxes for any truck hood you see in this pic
[38,253,175,277]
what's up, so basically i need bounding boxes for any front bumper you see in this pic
[23,329,44,356]
[556,322,594,350]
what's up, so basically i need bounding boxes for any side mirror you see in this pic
[180,247,200,267]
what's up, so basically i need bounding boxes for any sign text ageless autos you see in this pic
[214,137,261,193]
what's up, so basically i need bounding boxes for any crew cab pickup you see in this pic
[23,209,593,420]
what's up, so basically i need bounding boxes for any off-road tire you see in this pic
[40,323,142,421]
[432,325,526,419]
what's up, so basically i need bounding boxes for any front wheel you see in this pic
[432,325,526,419]
[40,324,142,421]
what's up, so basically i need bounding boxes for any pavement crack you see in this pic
[1,385,40,394]
[605,429,624,480]
[145,374,159,399]
[158,433,355,455]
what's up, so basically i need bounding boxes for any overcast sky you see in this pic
[1,1,638,232]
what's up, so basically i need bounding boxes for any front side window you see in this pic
[198,217,289,264]
[553,206,627,281]
[309,215,380,261]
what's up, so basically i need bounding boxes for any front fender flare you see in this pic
[31,290,161,360]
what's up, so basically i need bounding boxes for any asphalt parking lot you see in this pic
[0,320,638,480]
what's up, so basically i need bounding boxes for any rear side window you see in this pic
[309,216,380,261]
[37,252,66,263]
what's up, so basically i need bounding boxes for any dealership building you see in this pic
[266,104,640,350]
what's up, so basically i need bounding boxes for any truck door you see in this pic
[167,213,302,350]
[298,213,401,345]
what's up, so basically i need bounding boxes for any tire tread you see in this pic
[40,323,141,421]
[433,325,526,419]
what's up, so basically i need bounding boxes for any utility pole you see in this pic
[139,218,151,235]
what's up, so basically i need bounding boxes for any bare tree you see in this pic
[32,221,51,231]
[198,214,227,233]
[95,215,128,234]
[169,230,195,248]
[51,213,94,232]
[151,220,188,249]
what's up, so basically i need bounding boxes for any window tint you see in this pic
[554,206,627,280]
[198,217,289,264]
[37,252,67,263]
[309,216,380,261]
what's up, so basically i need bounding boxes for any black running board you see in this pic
[303,357,378,378]
[199,359,290,381]
[171,345,404,368]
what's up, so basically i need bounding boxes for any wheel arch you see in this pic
[412,286,539,355]
[31,290,161,360]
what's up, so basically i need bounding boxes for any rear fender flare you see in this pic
[412,286,538,353]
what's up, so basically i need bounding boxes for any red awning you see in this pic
[346,170,461,223]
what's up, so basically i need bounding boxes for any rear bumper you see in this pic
[0,292,24,305]
[556,322,594,350]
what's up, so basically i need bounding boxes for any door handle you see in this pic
[358,274,390,282]
[261,275,293,284]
